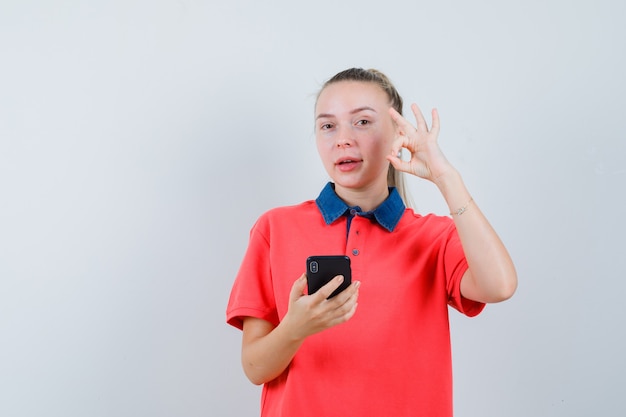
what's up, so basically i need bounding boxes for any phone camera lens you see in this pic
[310,261,319,273]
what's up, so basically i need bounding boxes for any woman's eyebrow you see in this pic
[315,106,377,120]
[315,113,333,120]
[350,106,377,114]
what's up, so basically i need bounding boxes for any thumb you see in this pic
[387,153,410,174]
[289,273,308,303]
[390,133,406,158]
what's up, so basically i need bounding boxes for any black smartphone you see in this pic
[306,255,352,299]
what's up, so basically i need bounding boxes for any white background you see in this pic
[1,1,625,416]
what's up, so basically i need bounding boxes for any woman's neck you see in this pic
[334,183,389,212]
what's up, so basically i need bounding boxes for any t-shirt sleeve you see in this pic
[226,216,280,330]
[443,223,485,317]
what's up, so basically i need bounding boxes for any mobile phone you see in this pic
[306,255,352,299]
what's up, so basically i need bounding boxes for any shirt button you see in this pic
[350,209,357,215]
[352,249,359,256]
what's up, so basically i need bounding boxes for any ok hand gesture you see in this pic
[387,104,455,185]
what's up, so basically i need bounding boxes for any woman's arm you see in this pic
[435,170,517,303]
[388,104,517,303]
[241,316,304,385]
[241,274,360,385]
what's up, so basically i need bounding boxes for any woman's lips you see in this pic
[336,159,362,172]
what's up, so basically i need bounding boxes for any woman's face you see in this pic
[315,81,397,193]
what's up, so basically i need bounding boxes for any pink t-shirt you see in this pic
[227,194,484,417]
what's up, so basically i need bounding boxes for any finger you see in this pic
[328,284,360,323]
[329,280,360,305]
[388,107,416,136]
[327,301,359,327]
[430,108,440,134]
[389,132,409,157]
[289,273,307,303]
[314,274,344,301]
[344,301,358,321]
[411,103,428,132]
[386,153,411,174]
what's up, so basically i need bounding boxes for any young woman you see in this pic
[226,68,517,417]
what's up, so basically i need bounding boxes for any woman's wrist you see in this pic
[433,169,472,214]
[278,313,306,344]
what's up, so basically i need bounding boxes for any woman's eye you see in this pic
[320,123,333,130]
[356,120,369,126]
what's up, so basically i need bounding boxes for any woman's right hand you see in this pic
[241,274,359,385]
[282,273,360,341]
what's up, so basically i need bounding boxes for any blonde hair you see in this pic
[316,68,413,208]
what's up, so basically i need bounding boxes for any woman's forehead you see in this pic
[316,81,389,115]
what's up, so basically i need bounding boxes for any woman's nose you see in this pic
[336,138,351,148]
[335,127,354,147]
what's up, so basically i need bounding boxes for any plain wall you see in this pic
[1,1,625,416]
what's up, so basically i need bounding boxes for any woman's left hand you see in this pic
[387,104,455,184]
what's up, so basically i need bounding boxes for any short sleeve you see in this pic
[443,224,485,317]
[226,216,280,330]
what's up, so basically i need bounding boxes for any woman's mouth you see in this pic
[336,158,362,172]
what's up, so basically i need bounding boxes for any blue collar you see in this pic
[315,182,405,232]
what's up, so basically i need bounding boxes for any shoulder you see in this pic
[400,208,454,227]
[245,199,325,258]
[258,200,317,220]
[251,200,319,231]
[398,209,457,237]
